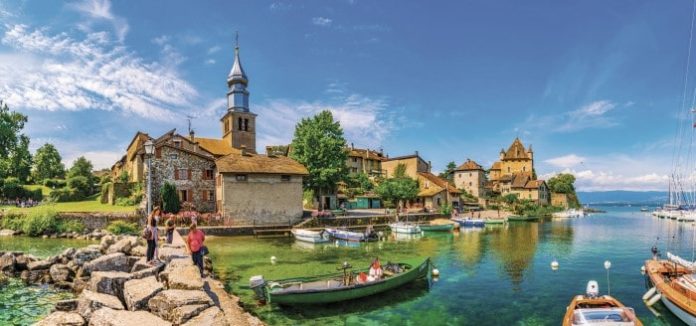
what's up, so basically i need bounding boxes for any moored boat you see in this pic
[483,218,506,225]
[562,280,642,326]
[250,258,432,305]
[389,222,422,234]
[325,228,378,242]
[291,229,330,243]
[451,217,485,227]
[644,252,696,325]
[419,223,455,231]
[507,215,540,222]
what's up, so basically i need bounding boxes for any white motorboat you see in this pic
[552,209,585,218]
[291,229,330,243]
[389,222,422,234]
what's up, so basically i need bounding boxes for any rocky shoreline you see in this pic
[0,230,263,326]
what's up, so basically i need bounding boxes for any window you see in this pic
[236,174,247,181]
[155,148,162,159]
[169,154,178,160]
[244,119,249,131]
[469,182,472,186]
[224,118,230,133]
[436,198,441,206]
[281,175,291,182]
[507,167,510,172]
[352,157,358,163]
[205,169,214,180]
[175,168,189,180]
[179,189,189,202]
[469,172,472,177]
[238,117,243,131]
[174,140,182,148]
[202,190,214,202]
[523,166,526,172]
[424,181,430,189]
[351,167,358,173]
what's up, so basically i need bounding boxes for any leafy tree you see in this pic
[67,156,94,179]
[32,143,65,182]
[2,177,25,199]
[160,181,180,213]
[1,135,32,183]
[394,163,407,178]
[502,193,519,205]
[290,110,348,210]
[345,173,373,192]
[438,161,457,184]
[375,176,419,209]
[547,173,576,194]
[0,100,28,158]
[67,176,91,198]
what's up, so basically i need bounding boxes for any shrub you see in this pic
[115,197,135,206]
[440,203,452,215]
[67,176,91,198]
[22,207,58,236]
[106,220,138,235]
[29,188,43,201]
[49,188,80,202]
[43,179,67,189]
[160,182,180,213]
[56,219,85,234]
[0,211,25,231]
[2,177,25,199]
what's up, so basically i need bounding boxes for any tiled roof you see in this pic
[455,159,483,171]
[418,172,460,194]
[216,152,309,175]
[196,138,240,157]
[525,179,545,189]
[490,161,502,170]
[511,173,532,188]
[348,148,384,161]
[503,138,531,160]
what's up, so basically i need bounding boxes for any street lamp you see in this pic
[144,139,155,215]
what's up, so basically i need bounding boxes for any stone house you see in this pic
[347,144,386,177]
[487,138,549,206]
[454,159,486,198]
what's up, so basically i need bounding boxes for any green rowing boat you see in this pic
[260,258,431,305]
[483,219,505,225]
[507,215,539,222]
[419,223,455,231]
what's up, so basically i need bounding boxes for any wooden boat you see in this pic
[325,228,378,242]
[253,258,431,305]
[644,255,696,325]
[562,281,642,326]
[389,222,422,234]
[484,218,505,225]
[507,215,539,222]
[419,223,455,231]
[291,229,330,243]
[451,217,484,227]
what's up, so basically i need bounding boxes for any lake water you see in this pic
[208,206,691,325]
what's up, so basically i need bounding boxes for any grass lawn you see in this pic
[1,194,137,213]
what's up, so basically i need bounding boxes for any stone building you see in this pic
[347,144,386,177]
[453,159,486,198]
[487,138,549,205]
[111,41,308,223]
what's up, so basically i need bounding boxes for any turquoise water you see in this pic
[208,206,691,325]
[0,236,94,325]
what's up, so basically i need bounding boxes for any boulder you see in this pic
[82,253,129,274]
[157,246,187,263]
[62,247,77,260]
[181,306,228,326]
[0,253,15,274]
[20,269,49,284]
[72,277,90,294]
[0,273,8,286]
[35,311,85,326]
[28,259,53,271]
[88,307,172,326]
[99,235,115,253]
[14,254,32,271]
[50,263,74,283]
[123,276,163,311]
[167,304,209,325]
[76,290,123,320]
[159,257,193,282]
[73,248,101,266]
[167,265,204,290]
[148,290,213,322]
[0,229,16,236]
[89,271,132,299]
[129,245,146,257]
[131,262,165,280]
[106,238,132,255]
[130,258,151,273]
[54,299,79,311]
[126,256,140,271]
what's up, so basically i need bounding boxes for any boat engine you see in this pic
[249,275,267,302]
[586,280,599,298]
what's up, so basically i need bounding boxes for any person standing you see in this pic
[146,207,161,264]
[185,223,206,277]
[165,214,175,244]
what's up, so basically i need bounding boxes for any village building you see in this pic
[111,41,308,224]
[382,152,461,211]
[487,138,550,205]
[453,159,486,199]
[346,144,386,177]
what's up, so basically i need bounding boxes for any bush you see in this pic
[43,179,67,189]
[106,220,138,235]
[56,219,85,234]
[29,188,43,201]
[440,203,452,215]
[49,188,80,202]
[0,211,25,231]
[2,177,25,199]
[115,197,135,206]
[160,182,180,213]
[67,176,91,198]
[23,207,58,236]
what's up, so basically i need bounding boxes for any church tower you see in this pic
[221,35,257,153]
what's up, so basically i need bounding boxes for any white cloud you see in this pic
[542,169,668,192]
[545,154,586,168]
[269,2,292,11]
[205,59,216,65]
[207,45,221,54]
[312,17,333,27]
[152,35,170,46]
[70,0,129,42]
[0,24,197,121]
[523,100,622,133]
[65,150,123,170]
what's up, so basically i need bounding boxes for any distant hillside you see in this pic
[577,191,667,205]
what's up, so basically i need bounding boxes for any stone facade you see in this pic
[454,159,486,198]
[381,153,430,179]
[551,193,569,208]
[347,146,386,177]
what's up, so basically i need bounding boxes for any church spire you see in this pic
[226,32,250,112]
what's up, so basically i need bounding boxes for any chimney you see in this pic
[415,150,419,157]
[351,142,354,149]
[240,145,247,156]
[189,129,195,142]
[428,161,432,172]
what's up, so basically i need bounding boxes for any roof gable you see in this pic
[216,152,308,175]
[456,159,483,171]
[503,138,530,160]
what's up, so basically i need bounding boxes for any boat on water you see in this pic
[483,218,506,225]
[249,258,432,305]
[325,228,378,242]
[507,215,540,222]
[291,229,330,243]
[562,280,642,326]
[640,207,649,212]
[451,217,485,227]
[552,209,585,218]
[644,251,696,325]
[419,223,455,232]
[389,222,422,234]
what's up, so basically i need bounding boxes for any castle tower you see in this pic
[221,34,257,153]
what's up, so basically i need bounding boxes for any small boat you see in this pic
[325,228,378,242]
[644,252,696,325]
[552,209,585,218]
[291,229,330,243]
[484,219,506,225]
[562,280,642,326]
[640,207,649,212]
[507,215,540,222]
[451,217,485,227]
[389,222,422,234]
[250,258,431,305]
[419,223,455,232]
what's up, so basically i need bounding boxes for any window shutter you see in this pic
[174,169,179,180]
[187,169,192,180]
[202,191,207,202]
[155,147,161,158]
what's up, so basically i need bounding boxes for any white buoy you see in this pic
[640,266,646,274]
[270,256,277,264]
[551,260,559,270]
[646,293,662,306]
[604,260,612,270]
[432,276,439,282]
[642,287,657,301]
[432,268,440,277]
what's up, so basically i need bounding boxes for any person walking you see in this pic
[165,214,175,244]
[185,223,206,277]
[146,207,161,264]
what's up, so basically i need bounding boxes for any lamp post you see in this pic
[144,139,155,215]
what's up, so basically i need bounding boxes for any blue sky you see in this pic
[0,0,692,191]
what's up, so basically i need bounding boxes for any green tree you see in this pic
[438,161,457,184]
[0,100,28,158]
[160,181,180,213]
[375,176,419,209]
[394,163,407,178]
[67,156,94,179]
[1,135,32,183]
[502,193,519,205]
[32,143,65,182]
[67,176,91,198]
[547,173,576,194]
[290,110,348,210]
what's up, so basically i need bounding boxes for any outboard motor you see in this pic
[651,245,659,259]
[249,275,267,303]
[586,280,599,299]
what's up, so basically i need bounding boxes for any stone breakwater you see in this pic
[2,230,263,326]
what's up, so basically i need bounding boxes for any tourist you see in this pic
[185,223,206,277]
[146,207,161,264]
[165,215,175,244]
[368,257,383,282]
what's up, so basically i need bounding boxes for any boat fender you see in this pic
[432,268,440,277]
[640,266,646,275]
[646,293,661,307]
[642,287,656,301]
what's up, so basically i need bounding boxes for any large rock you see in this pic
[82,253,129,274]
[62,247,77,260]
[27,259,53,271]
[35,311,85,326]
[0,229,16,236]
[14,254,34,271]
[148,290,213,322]
[76,290,123,320]
[181,306,228,326]
[20,269,49,284]
[0,252,15,274]
[89,271,132,299]
[55,299,79,311]
[88,307,172,326]
[157,246,187,263]
[123,276,163,311]
[50,263,74,283]
[159,257,193,283]
[167,265,204,290]
[168,304,209,325]
[99,235,115,253]
[73,248,101,266]
[129,245,146,257]
[106,238,132,255]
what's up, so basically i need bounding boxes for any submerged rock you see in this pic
[0,273,8,286]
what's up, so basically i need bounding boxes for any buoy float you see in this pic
[432,277,439,282]
[642,287,656,301]
[270,256,277,264]
[646,293,662,307]
[551,260,559,270]
[432,268,440,277]
[640,266,646,275]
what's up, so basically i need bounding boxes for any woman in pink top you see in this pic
[185,223,206,277]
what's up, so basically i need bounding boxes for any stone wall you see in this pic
[219,173,304,225]
[551,193,569,208]
[58,212,141,231]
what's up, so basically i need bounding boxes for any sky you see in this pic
[0,0,694,191]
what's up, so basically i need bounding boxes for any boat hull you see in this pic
[451,218,484,227]
[325,228,377,242]
[660,293,696,325]
[389,223,422,234]
[484,219,505,225]
[292,230,329,243]
[419,224,454,231]
[508,216,540,222]
[269,258,431,305]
